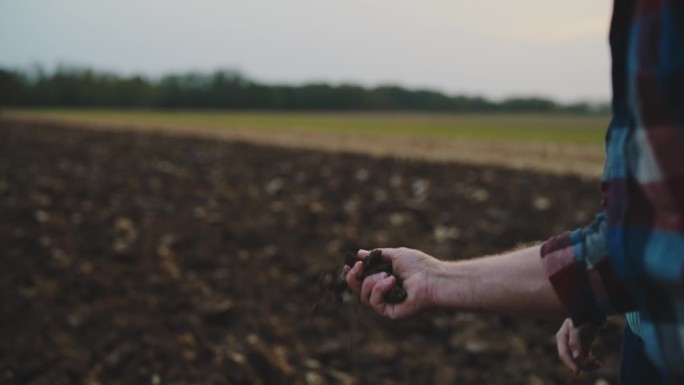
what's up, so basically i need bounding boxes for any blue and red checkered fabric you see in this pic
[540,0,684,381]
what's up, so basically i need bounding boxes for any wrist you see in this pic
[427,260,476,311]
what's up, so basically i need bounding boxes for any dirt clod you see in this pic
[344,249,407,303]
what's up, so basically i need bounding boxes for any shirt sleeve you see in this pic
[540,212,637,325]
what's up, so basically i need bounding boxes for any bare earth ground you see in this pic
[1,115,605,179]
[0,120,621,385]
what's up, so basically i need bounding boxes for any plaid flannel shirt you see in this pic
[540,0,684,380]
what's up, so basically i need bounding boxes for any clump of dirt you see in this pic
[344,249,407,303]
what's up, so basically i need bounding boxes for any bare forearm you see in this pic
[430,245,567,319]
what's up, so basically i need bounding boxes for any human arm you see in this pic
[346,213,637,325]
[345,245,568,320]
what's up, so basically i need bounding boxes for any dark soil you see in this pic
[0,120,623,385]
[344,249,407,304]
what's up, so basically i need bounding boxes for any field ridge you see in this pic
[1,111,605,179]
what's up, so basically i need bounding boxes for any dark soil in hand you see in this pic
[344,249,407,303]
[0,120,623,385]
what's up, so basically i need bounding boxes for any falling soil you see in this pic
[0,120,623,385]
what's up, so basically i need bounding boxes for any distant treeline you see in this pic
[0,67,609,113]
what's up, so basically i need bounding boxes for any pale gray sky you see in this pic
[0,0,613,102]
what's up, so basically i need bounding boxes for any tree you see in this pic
[0,69,24,106]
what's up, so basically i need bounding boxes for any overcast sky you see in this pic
[0,1,614,102]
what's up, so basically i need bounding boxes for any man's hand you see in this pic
[343,247,441,319]
[556,318,603,375]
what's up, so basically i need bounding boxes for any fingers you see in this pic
[360,272,388,306]
[345,261,364,294]
[569,323,602,371]
[359,273,398,319]
[568,326,581,361]
[359,247,402,261]
[369,275,396,314]
[345,248,382,294]
[556,318,603,375]
[556,320,579,374]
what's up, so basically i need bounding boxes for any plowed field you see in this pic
[0,120,622,385]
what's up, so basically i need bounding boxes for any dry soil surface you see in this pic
[0,120,622,385]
